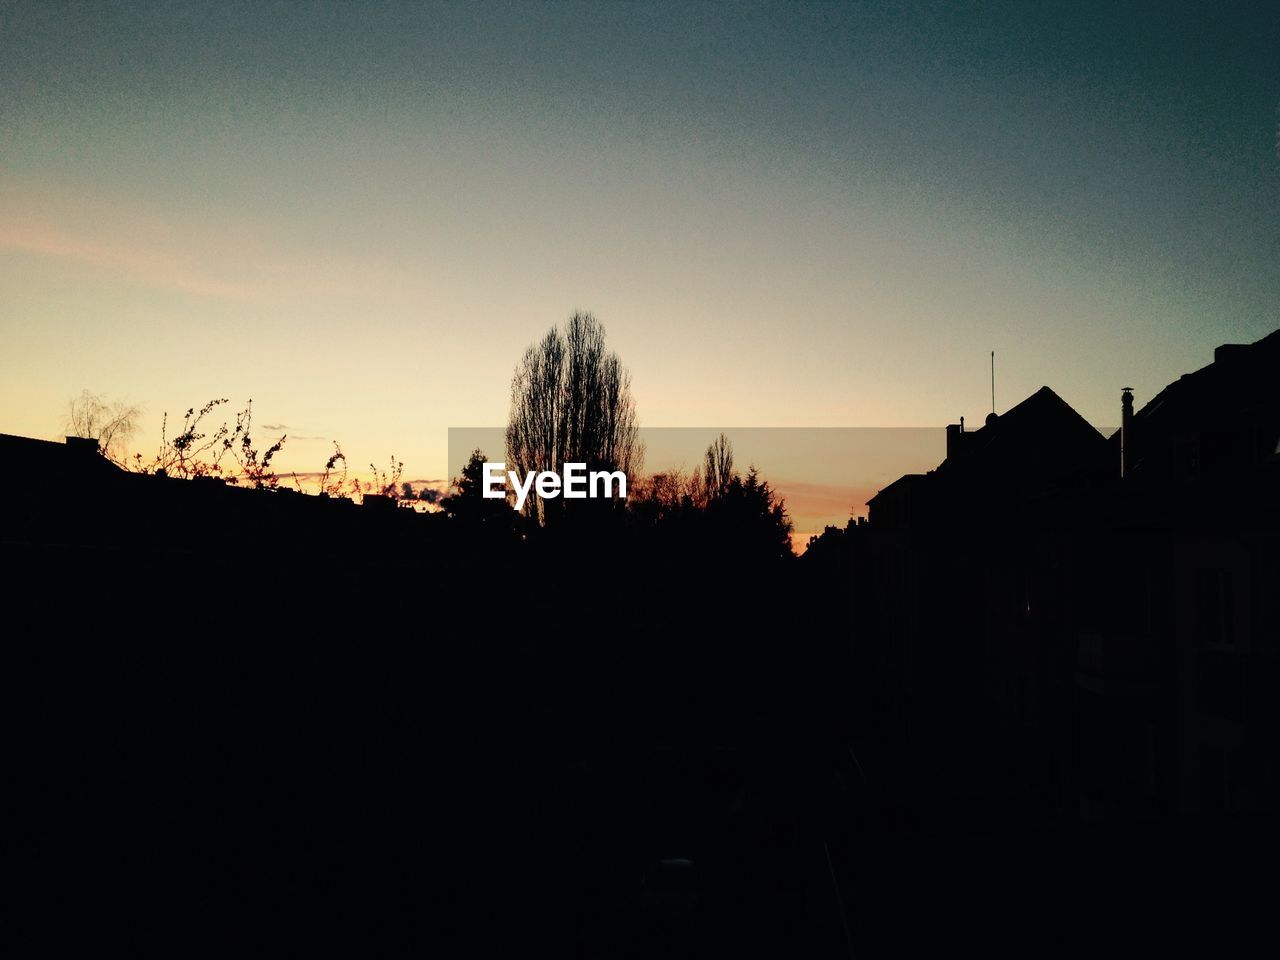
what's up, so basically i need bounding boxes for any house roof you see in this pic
[866,385,1108,511]
[1123,327,1280,435]
[0,433,123,482]
[939,385,1104,474]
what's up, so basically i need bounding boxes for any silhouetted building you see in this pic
[860,329,1280,829]
[862,386,1109,827]
[0,433,122,483]
[0,433,436,552]
[1068,330,1280,818]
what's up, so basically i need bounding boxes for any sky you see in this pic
[2,0,1278,531]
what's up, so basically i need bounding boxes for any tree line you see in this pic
[65,310,795,556]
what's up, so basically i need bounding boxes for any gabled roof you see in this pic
[866,386,1108,512]
[941,385,1104,474]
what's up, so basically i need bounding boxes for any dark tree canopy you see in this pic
[441,449,521,533]
[626,435,795,561]
[705,466,795,562]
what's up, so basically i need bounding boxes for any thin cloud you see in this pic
[770,478,878,518]
[0,219,254,301]
[0,179,421,307]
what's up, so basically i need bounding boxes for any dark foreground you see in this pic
[7,535,1280,958]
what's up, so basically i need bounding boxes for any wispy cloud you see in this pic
[257,426,330,441]
[0,175,420,306]
[0,218,255,301]
[771,478,877,521]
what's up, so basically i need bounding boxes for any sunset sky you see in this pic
[2,1,1277,534]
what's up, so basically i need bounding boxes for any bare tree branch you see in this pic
[65,389,142,464]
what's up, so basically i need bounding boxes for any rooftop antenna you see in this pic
[990,350,996,415]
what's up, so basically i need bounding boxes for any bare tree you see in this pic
[703,433,735,502]
[65,390,142,463]
[506,312,643,524]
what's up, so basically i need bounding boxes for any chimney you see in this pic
[1120,388,1134,478]
[946,422,963,461]
[1214,343,1247,366]
[65,436,101,457]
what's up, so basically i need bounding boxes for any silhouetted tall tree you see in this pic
[505,312,642,525]
[703,432,735,502]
